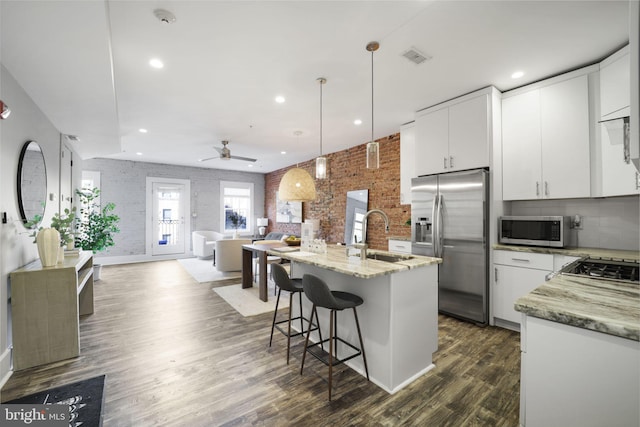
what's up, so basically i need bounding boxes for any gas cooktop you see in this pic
[561,258,639,284]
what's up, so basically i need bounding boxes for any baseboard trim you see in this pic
[95,252,194,266]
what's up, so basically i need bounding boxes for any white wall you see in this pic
[81,158,265,263]
[0,65,84,385]
[510,195,640,251]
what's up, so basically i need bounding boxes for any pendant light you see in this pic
[316,77,327,179]
[366,41,380,169]
[278,131,317,202]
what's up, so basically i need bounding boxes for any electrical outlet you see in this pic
[571,214,582,230]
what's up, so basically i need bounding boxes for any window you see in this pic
[220,181,253,234]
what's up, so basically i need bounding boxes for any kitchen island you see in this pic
[514,270,639,427]
[269,245,442,394]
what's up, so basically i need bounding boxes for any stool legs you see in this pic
[270,288,317,365]
[352,307,369,380]
[301,305,366,401]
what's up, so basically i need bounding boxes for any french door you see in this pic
[147,178,190,256]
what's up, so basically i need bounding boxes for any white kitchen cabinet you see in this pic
[415,107,448,175]
[493,251,553,327]
[520,315,639,427]
[596,45,640,197]
[600,45,630,121]
[502,70,593,200]
[399,122,415,204]
[388,239,411,254]
[415,89,491,177]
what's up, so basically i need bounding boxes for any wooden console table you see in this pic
[10,251,94,370]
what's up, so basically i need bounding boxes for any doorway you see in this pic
[147,178,191,256]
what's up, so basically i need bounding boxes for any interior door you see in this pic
[59,142,73,215]
[149,179,190,256]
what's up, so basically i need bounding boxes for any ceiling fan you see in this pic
[198,140,257,163]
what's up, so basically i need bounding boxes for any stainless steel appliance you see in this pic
[411,169,489,325]
[560,258,639,283]
[499,216,570,248]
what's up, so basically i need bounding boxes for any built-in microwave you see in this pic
[498,216,570,248]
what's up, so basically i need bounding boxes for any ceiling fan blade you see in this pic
[231,155,257,162]
[198,155,219,162]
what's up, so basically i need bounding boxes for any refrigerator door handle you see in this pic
[434,194,444,257]
[431,194,439,257]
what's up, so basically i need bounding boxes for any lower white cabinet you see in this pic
[520,315,640,427]
[388,239,411,254]
[493,251,552,326]
[493,250,580,329]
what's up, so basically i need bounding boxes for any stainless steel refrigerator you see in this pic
[411,169,489,325]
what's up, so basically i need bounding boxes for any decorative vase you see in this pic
[36,228,60,267]
[57,246,65,264]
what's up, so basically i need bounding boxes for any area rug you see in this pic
[178,257,242,283]
[2,375,105,427]
[213,283,290,317]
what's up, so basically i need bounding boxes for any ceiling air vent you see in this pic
[402,48,431,65]
[64,134,80,142]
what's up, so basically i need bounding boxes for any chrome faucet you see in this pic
[353,209,390,260]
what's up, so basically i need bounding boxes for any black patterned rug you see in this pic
[2,375,105,427]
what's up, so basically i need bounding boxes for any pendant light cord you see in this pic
[371,48,374,145]
[320,80,323,156]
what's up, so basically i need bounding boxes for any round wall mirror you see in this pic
[17,140,47,227]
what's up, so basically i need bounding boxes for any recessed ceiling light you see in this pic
[139,128,148,133]
[511,71,524,79]
[281,151,286,155]
[275,95,285,104]
[149,58,164,69]
[354,119,362,126]
[247,164,253,168]
[136,152,143,156]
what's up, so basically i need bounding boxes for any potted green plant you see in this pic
[228,210,245,238]
[75,187,120,280]
[25,208,76,264]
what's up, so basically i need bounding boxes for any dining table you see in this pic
[241,241,287,301]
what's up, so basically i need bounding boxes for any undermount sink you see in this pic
[366,253,414,263]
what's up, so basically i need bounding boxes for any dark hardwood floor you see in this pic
[1,260,521,426]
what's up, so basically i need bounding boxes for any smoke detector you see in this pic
[402,47,431,65]
[154,9,176,24]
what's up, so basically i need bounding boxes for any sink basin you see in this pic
[366,253,414,263]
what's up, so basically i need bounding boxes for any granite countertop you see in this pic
[515,274,639,341]
[268,245,441,279]
[387,236,411,242]
[493,244,639,261]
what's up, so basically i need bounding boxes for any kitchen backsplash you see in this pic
[510,195,639,251]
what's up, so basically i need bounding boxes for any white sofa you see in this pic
[192,231,224,259]
[215,238,252,272]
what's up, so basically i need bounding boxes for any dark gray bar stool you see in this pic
[300,273,369,401]
[270,263,318,364]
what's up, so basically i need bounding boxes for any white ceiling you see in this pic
[0,1,630,173]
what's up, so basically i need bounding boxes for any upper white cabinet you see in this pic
[600,45,630,120]
[415,88,491,176]
[502,69,594,200]
[399,122,415,204]
[596,45,640,197]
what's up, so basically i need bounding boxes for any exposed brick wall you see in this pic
[265,133,411,250]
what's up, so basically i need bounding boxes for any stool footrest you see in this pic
[274,316,318,339]
[305,337,362,367]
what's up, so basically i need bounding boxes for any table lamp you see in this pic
[257,218,268,237]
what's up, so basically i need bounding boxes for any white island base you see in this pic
[289,261,438,394]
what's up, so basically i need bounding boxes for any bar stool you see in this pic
[300,273,369,401]
[270,263,319,364]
